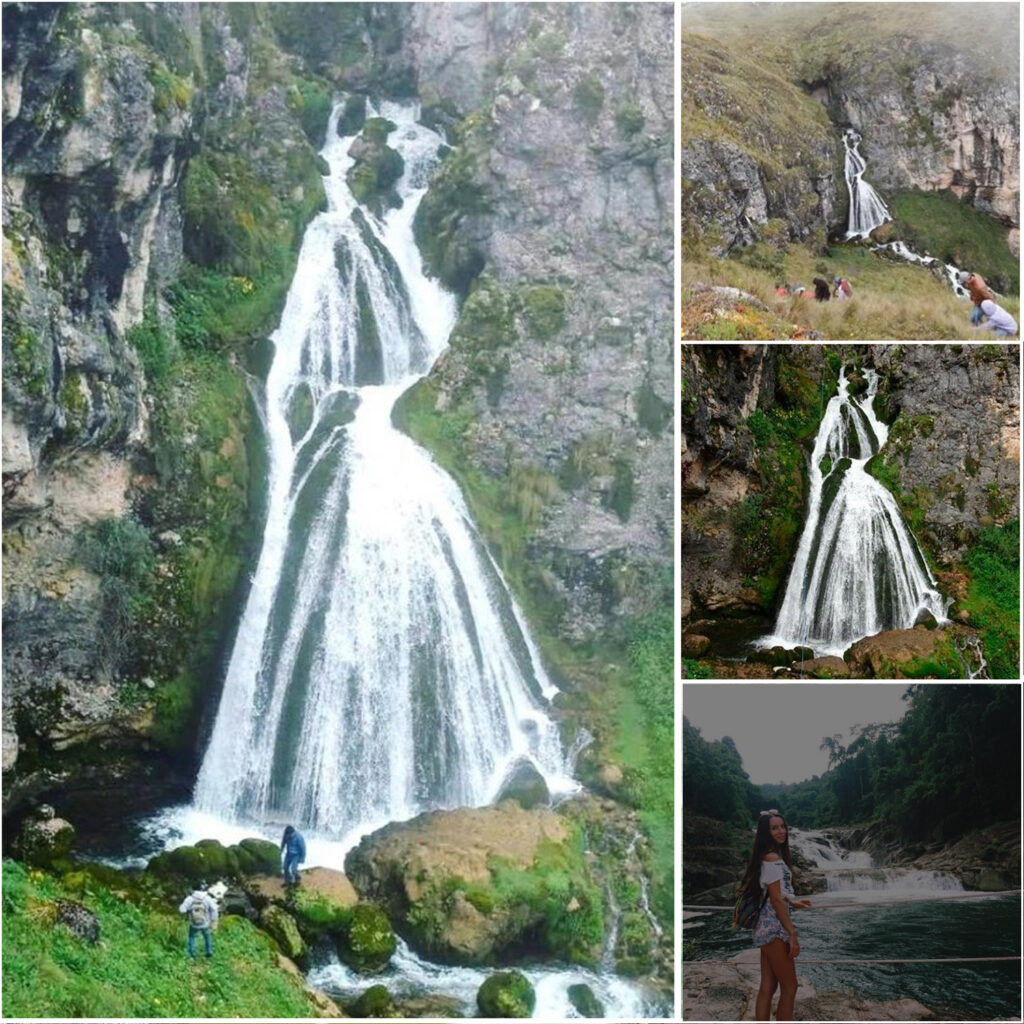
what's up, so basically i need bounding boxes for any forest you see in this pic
[683,685,1020,844]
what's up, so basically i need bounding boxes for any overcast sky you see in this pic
[683,684,913,784]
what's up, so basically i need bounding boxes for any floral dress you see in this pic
[752,858,795,947]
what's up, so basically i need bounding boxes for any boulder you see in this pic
[344,804,597,965]
[259,904,307,965]
[477,971,536,1018]
[844,627,957,678]
[793,656,850,679]
[494,757,550,810]
[340,903,396,974]
[349,983,392,1017]
[567,982,605,1018]
[13,807,75,867]
[147,836,280,886]
[55,898,100,944]
[681,633,711,658]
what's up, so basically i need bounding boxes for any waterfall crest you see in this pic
[760,367,947,657]
[843,129,891,239]
[194,102,572,844]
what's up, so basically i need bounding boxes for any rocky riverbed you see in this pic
[683,949,938,1021]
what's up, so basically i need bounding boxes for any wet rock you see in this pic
[350,983,392,1017]
[494,757,550,810]
[844,627,956,678]
[567,982,604,1018]
[340,903,396,974]
[477,971,536,1019]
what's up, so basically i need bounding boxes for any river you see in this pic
[684,830,1020,1019]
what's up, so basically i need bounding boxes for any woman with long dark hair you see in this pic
[738,809,812,1021]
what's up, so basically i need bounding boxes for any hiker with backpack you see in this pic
[178,884,219,959]
[281,825,306,884]
[733,810,812,1021]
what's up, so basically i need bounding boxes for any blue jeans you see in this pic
[283,854,301,882]
[188,925,213,957]
[970,305,983,324]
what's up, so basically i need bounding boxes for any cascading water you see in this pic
[759,367,947,657]
[193,101,573,846]
[790,829,964,900]
[843,129,891,240]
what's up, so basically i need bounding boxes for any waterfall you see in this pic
[759,367,947,657]
[193,101,572,845]
[790,830,963,899]
[843,129,891,239]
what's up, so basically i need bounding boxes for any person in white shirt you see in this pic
[974,298,1018,338]
[178,884,219,959]
[737,810,813,1021]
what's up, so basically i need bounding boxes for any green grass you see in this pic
[889,189,1019,295]
[963,520,1020,679]
[1,860,319,1019]
[684,244,1019,341]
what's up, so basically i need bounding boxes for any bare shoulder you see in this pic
[763,852,781,862]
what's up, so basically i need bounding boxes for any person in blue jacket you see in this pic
[281,825,306,884]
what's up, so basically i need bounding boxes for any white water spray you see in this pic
[843,129,891,239]
[760,367,947,657]
[193,102,573,845]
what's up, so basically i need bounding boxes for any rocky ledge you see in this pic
[683,950,937,1021]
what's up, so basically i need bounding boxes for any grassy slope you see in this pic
[684,242,1019,340]
[2,861,321,1019]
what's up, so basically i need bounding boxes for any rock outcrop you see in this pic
[343,802,601,966]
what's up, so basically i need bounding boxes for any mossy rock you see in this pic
[338,93,367,136]
[567,982,604,1018]
[350,983,393,1017]
[520,285,567,339]
[477,971,536,1018]
[291,887,353,941]
[360,116,396,145]
[237,838,280,874]
[495,757,550,810]
[259,903,307,965]
[13,816,76,868]
[340,903,397,974]
[147,837,279,884]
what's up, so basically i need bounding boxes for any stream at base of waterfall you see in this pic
[758,367,948,658]
[110,100,665,1018]
[684,830,1020,1020]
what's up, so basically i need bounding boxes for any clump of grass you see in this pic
[962,520,1019,679]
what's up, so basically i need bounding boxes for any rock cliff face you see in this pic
[2,4,672,817]
[400,2,674,643]
[682,3,1020,254]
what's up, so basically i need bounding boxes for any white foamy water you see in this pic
[759,367,948,656]
[843,129,891,239]
[193,100,574,837]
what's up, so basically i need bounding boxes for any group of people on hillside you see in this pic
[177,825,306,960]
[775,276,852,301]
[958,270,1018,337]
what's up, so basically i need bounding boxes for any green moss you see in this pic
[340,904,396,973]
[413,111,493,296]
[337,93,367,135]
[572,73,605,122]
[477,971,536,1018]
[520,285,567,339]
[605,458,636,523]
[614,103,645,137]
[4,287,49,399]
[58,372,90,434]
[287,75,332,146]
[147,60,192,114]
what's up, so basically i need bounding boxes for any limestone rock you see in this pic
[344,803,576,964]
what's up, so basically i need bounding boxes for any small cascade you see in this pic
[759,367,948,657]
[790,829,963,900]
[626,832,664,940]
[843,129,891,239]
[870,240,970,298]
